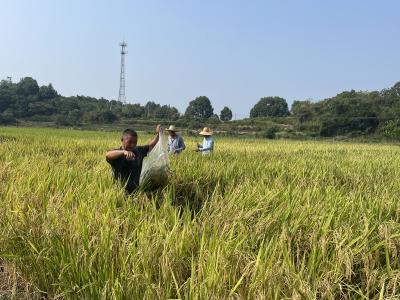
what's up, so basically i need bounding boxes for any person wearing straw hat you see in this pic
[196,127,214,155]
[165,125,186,154]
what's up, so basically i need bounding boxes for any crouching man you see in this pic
[106,125,161,194]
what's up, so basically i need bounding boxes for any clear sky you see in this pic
[1,0,399,118]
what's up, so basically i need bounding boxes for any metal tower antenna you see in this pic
[118,41,128,104]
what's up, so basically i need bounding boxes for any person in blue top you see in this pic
[166,125,186,154]
[196,127,214,155]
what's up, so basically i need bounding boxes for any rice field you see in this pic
[1,126,400,299]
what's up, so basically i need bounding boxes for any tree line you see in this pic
[1,76,400,138]
[0,77,234,126]
[290,82,400,137]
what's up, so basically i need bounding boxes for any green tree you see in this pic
[0,80,16,113]
[67,109,82,124]
[392,82,400,97]
[380,119,400,139]
[122,104,145,118]
[291,100,313,123]
[17,77,39,96]
[144,101,160,119]
[250,97,289,118]
[0,105,17,124]
[38,84,58,100]
[83,110,117,123]
[97,110,118,123]
[185,96,214,119]
[209,114,221,123]
[28,101,56,116]
[55,114,70,126]
[260,126,278,139]
[220,106,233,121]
[154,105,180,120]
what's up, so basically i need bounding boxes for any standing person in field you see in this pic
[196,127,214,155]
[106,125,161,194]
[166,125,186,154]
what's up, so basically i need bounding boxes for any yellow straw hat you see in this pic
[165,125,178,132]
[199,127,213,136]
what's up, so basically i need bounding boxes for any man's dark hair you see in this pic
[122,128,138,139]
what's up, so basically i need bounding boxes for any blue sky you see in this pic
[1,0,399,118]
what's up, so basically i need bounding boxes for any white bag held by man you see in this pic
[139,131,170,190]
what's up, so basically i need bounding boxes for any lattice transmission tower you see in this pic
[118,41,128,104]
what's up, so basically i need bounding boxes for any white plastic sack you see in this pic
[139,132,170,190]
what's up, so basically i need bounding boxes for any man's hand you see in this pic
[156,124,162,134]
[148,126,161,151]
[123,150,135,160]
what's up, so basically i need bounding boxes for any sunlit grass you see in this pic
[1,126,400,299]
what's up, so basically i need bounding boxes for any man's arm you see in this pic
[147,124,161,151]
[106,149,135,161]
